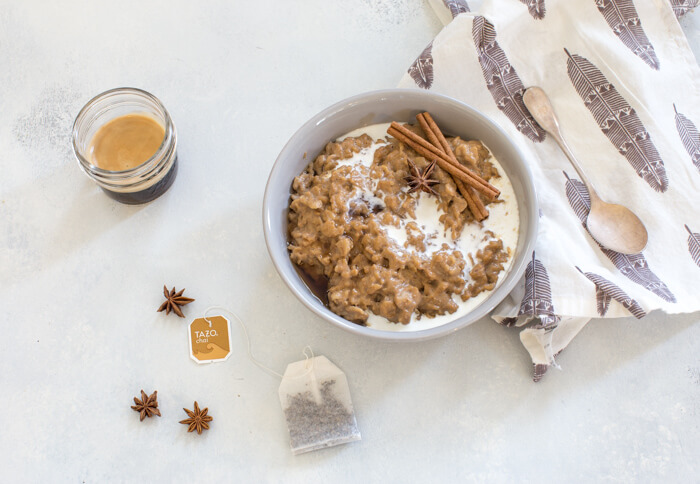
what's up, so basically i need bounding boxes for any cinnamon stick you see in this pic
[416,113,441,152]
[389,121,445,161]
[388,126,471,191]
[388,125,486,198]
[418,112,489,221]
[456,179,488,221]
[421,113,455,163]
[388,122,499,199]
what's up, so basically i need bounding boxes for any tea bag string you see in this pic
[203,306,315,380]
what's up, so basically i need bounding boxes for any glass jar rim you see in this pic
[72,87,175,178]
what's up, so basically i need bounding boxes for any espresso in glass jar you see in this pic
[72,88,178,204]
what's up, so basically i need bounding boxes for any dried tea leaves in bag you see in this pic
[278,355,361,455]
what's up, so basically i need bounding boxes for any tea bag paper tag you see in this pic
[188,315,232,364]
[278,355,361,455]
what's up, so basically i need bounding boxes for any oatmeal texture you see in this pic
[287,125,508,325]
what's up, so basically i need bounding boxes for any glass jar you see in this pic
[72,87,178,204]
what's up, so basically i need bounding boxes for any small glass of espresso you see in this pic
[72,87,178,204]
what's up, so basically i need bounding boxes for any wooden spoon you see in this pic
[523,86,648,254]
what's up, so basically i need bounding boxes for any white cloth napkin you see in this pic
[398,0,700,380]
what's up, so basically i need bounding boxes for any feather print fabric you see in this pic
[686,225,700,268]
[516,252,559,327]
[566,50,668,192]
[576,267,646,318]
[669,0,699,18]
[519,0,546,19]
[532,362,548,382]
[595,282,612,316]
[408,42,434,90]
[443,0,470,17]
[595,0,660,70]
[472,16,546,143]
[674,104,700,173]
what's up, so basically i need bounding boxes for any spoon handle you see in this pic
[523,87,595,193]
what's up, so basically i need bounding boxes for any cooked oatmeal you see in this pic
[287,123,518,330]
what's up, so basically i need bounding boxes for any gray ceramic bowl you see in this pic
[263,89,537,341]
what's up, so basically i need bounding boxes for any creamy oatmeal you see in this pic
[287,122,519,331]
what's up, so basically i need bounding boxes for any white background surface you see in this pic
[1,1,698,482]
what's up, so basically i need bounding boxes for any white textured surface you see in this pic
[0,1,698,482]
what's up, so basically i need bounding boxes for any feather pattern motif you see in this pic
[603,250,677,303]
[443,0,470,17]
[576,267,646,318]
[533,350,562,382]
[564,171,590,224]
[686,225,700,268]
[670,0,699,19]
[472,16,546,143]
[408,42,434,90]
[566,50,668,192]
[596,284,612,316]
[533,363,548,382]
[518,0,546,19]
[517,252,559,327]
[674,104,700,172]
[595,0,660,70]
[500,316,518,327]
[564,172,677,303]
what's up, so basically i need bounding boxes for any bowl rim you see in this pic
[262,88,538,341]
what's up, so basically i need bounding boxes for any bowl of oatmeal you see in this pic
[263,89,537,341]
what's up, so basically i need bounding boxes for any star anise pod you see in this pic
[131,390,161,421]
[405,159,439,196]
[179,401,213,434]
[157,285,194,318]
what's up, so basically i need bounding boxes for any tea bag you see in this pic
[201,307,361,455]
[279,355,361,455]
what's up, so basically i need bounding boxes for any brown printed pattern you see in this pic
[595,281,612,316]
[686,225,700,268]
[519,0,546,19]
[564,171,677,303]
[674,104,700,173]
[532,363,548,382]
[472,16,546,143]
[500,316,517,326]
[408,42,434,90]
[516,252,560,327]
[670,0,699,18]
[595,0,660,70]
[443,0,470,17]
[576,267,646,318]
[533,350,561,382]
[566,50,668,192]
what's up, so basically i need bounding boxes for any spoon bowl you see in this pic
[586,198,648,254]
[523,87,648,254]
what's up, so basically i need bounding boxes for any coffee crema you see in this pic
[89,114,165,171]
